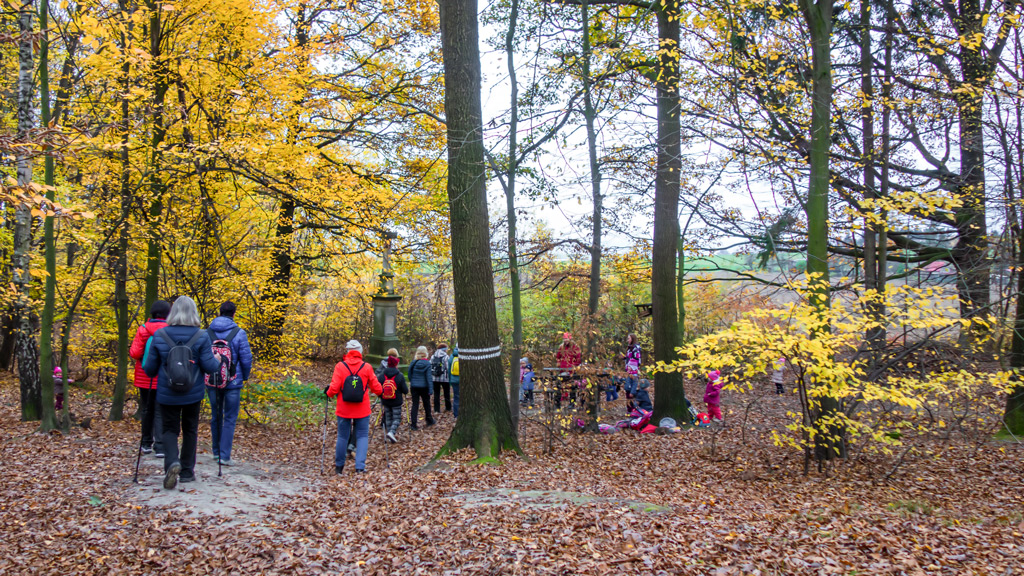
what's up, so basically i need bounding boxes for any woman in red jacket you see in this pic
[128,300,170,456]
[326,340,383,474]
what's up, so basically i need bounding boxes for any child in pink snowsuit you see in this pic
[704,370,723,422]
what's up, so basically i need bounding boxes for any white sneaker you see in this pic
[386,432,397,443]
[219,459,234,466]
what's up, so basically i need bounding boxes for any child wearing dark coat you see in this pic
[378,356,409,443]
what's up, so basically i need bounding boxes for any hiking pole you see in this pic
[321,387,330,475]
[380,402,390,469]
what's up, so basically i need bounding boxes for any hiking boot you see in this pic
[410,425,418,431]
[386,432,397,443]
[179,473,195,483]
[164,462,181,490]
[355,469,366,474]
[141,446,153,454]
[335,466,344,475]
[219,458,235,466]
[154,452,165,458]
[426,420,435,427]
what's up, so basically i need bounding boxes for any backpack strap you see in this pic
[343,362,356,378]
[184,330,203,348]
[159,329,177,348]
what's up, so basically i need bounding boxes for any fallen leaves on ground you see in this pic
[0,374,1021,575]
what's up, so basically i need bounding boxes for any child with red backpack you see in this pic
[378,355,408,443]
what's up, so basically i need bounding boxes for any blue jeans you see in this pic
[624,375,639,396]
[336,415,369,471]
[208,387,242,461]
[452,383,460,418]
[605,378,619,402]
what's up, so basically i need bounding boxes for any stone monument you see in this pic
[365,231,402,369]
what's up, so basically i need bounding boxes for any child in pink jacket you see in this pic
[704,370,724,422]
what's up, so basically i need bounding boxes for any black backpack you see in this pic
[341,362,368,403]
[158,329,203,393]
[431,355,445,380]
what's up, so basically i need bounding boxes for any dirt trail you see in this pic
[128,447,304,525]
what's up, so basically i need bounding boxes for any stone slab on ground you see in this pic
[449,488,671,513]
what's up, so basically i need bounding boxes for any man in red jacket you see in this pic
[128,300,171,457]
[326,340,383,474]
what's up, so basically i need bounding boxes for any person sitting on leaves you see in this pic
[325,340,383,474]
[626,379,653,413]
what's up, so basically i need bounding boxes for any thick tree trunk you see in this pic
[38,0,59,432]
[582,0,602,321]
[952,0,990,336]
[504,0,523,433]
[14,0,40,421]
[650,1,688,425]
[435,0,521,461]
[801,0,845,461]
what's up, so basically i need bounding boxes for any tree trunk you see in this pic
[504,0,523,434]
[860,0,884,371]
[143,0,168,314]
[14,0,40,421]
[38,0,59,432]
[108,5,134,421]
[951,0,990,337]
[582,0,602,322]
[435,0,521,461]
[800,0,845,461]
[650,0,688,425]
[254,198,295,362]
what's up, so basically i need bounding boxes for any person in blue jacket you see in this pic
[144,296,220,489]
[205,301,253,466]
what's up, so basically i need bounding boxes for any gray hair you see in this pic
[415,346,428,360]
[166,296,201,327]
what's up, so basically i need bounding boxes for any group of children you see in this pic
[513,331,789,426]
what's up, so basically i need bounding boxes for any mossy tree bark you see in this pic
[435,0,522,461]
[14,0,41,422]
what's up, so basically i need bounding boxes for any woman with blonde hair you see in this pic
[143,296,220,489]
[406,346,434,430]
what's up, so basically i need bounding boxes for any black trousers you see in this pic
[410,388,433,428]
[139,388,158,448]
[433,381,451,412]
[160,401,201,476]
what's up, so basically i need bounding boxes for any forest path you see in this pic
[128,446,304,526]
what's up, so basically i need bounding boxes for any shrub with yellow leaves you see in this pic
[655,278,1014,470]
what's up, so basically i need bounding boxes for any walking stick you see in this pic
[321,389,330,475]
[379,401,390,469]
